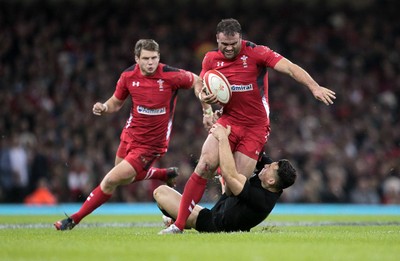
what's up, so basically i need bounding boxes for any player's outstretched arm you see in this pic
[273,58,336,105]
[92,95,125,116]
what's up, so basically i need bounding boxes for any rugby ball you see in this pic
[203,69,232,105]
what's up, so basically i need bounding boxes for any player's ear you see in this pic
[266,178,276,186]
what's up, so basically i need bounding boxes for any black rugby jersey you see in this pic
[210,174,282,232]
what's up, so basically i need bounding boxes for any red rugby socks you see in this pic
[174,173,207,230]
[71,186,112,224]
[134,167,167,182]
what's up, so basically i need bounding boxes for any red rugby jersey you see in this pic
[200,40,283,128]
[114,63,194,151]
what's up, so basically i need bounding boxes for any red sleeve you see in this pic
[200,52,214,78]
[176,70,195,90]
[113,73,129,100]
[254,45,283,68]
[173,69,194,89]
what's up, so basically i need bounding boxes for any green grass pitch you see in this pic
[1,214,399,261]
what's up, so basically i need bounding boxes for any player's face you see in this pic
[136,49,160,76]
[258,162,279,186]
[216,32,242,59]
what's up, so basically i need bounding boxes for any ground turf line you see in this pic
[1,221,399,230]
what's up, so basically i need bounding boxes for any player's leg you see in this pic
[71,149,168,225]
[100,160,137,193]
[153,185,202,229]
[117,139,178,186]
[161,134,219,233]
[54,160,137,230]
[233,152,257,179]
[140,166,179,187]
[115,156,124,166]
[118,133,177,186]
[233,124,268,179]
[115,135,128,166]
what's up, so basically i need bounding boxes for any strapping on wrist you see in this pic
[203,107,213,117]
[103,103,108,112]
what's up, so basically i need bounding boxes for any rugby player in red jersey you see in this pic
[54,39,202,230]
[159,18,336,234]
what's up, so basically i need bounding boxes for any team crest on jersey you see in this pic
[157,79,164,91]
[241,55,248,68]
[137,105,166,115]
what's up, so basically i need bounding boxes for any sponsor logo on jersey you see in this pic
[137,106,166,115]
[231,84,253,92]
[132,81,140,87]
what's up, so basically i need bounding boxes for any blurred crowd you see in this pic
[0,0,399,204]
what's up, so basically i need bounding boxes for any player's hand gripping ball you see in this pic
[203,70,232,105]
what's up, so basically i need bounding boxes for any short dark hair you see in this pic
[216,18,242,37]
[276,159,297,190]
[134,39,160,58]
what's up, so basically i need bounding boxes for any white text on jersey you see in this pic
[231,84,253,92]
[137,106,166,115]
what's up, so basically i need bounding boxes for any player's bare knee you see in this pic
[153,185,168,200]
[195,161,217,179]
[153,187,160,200]
[153,185,163,199]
